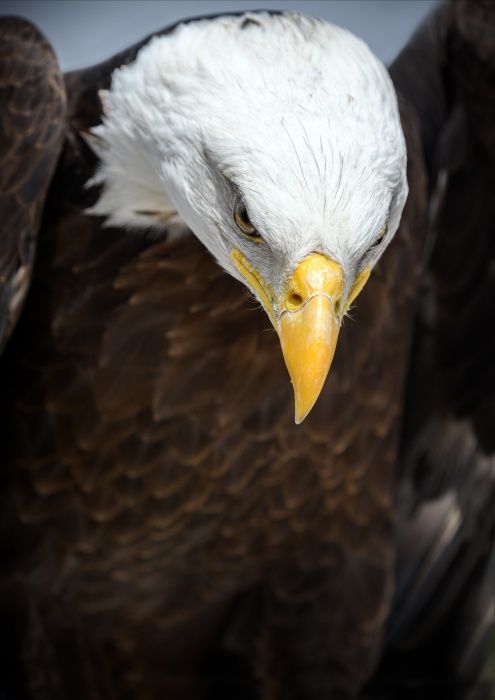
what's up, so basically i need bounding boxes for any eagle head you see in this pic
[87,11,408,423]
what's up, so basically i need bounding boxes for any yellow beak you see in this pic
[278,254,343,423]
[231,249,370,424]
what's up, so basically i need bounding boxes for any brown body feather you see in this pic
[0,4,493,699]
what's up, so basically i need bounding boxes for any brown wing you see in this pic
[375,2,495,691]
[0,17,66,353]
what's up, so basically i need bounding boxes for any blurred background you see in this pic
[1,0,441,70]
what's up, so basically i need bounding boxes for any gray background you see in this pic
[1,0,440,71]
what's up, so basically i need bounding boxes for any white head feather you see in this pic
[87,11,407,303]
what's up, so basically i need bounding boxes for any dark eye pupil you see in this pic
[240,206,250,226]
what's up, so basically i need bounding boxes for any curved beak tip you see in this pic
[291,361,333,424]
[294,400,314,425]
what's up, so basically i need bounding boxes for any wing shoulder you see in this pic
[0,17,66,352]
[382,2,495,687]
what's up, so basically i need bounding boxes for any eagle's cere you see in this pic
[87,12,407,420]
[1,4,494,699]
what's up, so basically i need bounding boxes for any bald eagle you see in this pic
[0,4,494,699]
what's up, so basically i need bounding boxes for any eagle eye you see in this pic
[234,201,262,241]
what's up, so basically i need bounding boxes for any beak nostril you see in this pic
[288,292,303,309]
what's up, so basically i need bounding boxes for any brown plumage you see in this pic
[0,4,494,699]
